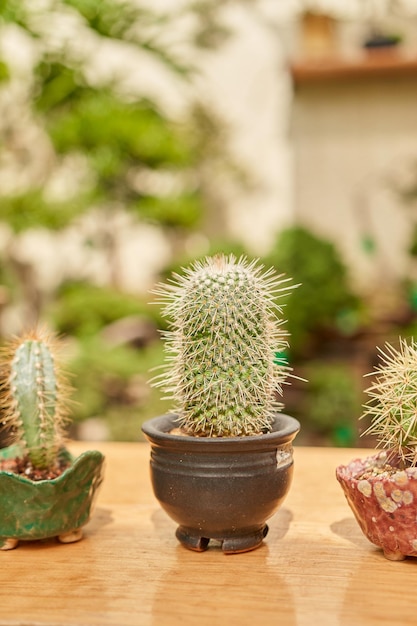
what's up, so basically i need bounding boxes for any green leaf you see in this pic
[0,190,90,232]
[49,281,160,338]
[0,60,10,82]
[132,192,202,229]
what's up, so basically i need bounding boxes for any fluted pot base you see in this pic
[176,523,269,553]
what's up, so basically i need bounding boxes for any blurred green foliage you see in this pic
[0,190,91,232]
[0,1,215,236]
[265,227,361,359]
[0,1,380,446]
[67,337,167,440]
[42,86,195,168]
[39,280,167,440]
[48,281,161,338]
[136,193,202,229]
[0,60,9,82]
[302,361,361,447]
[0,0,233,441]
[65,0,149,41]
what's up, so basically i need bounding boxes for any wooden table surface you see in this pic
[1,442,416,626]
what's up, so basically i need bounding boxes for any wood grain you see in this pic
[0,442,416,625]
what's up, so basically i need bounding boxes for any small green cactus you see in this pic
[1,329,70,472]
[361,338,417,467]
[153,254,293,437]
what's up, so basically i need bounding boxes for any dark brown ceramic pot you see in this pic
[142,413,299,554]
[337,451,417,561]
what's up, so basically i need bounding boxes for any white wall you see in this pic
[193,3,295,255]
[291,15,417,300]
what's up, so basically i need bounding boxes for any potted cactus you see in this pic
[336,338,417,561]
[142,255,300,554]
[0,329,104,550]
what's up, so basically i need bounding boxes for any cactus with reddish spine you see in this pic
[1,329,70,472]
[153,254,293,437]
[361,338,417,467]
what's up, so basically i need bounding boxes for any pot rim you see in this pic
[142,412,300,451]
[336,451,417,485]
[0,448,104,486]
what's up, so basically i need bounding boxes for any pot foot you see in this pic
[222,525,269,554]
[176,527,210,552]
[58,529,83,544]
[0,538,18,551]
[383,549,406,561]
[175,525,268,554]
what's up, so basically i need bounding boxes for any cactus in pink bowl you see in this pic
[337,338,417,560]
[361,339,417,467]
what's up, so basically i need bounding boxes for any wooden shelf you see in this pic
[290,49,417,84]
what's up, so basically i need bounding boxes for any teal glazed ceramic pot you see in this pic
[0,446,105,550]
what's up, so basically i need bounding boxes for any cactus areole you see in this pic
[143,255,300,553]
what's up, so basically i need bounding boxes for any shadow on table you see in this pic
[84,506,114,535]
[330,516,371,550]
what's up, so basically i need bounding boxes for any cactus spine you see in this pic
[2,330,69,471]
[362,338,417,467]
[153,254,292,437]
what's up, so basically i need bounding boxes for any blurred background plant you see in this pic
[0,0,246,441]
[0,0,416,445]
[265,226,363,361]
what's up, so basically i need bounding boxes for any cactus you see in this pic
[361,338,417,467]
[1,329,70,473]
[153,254,292,437]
